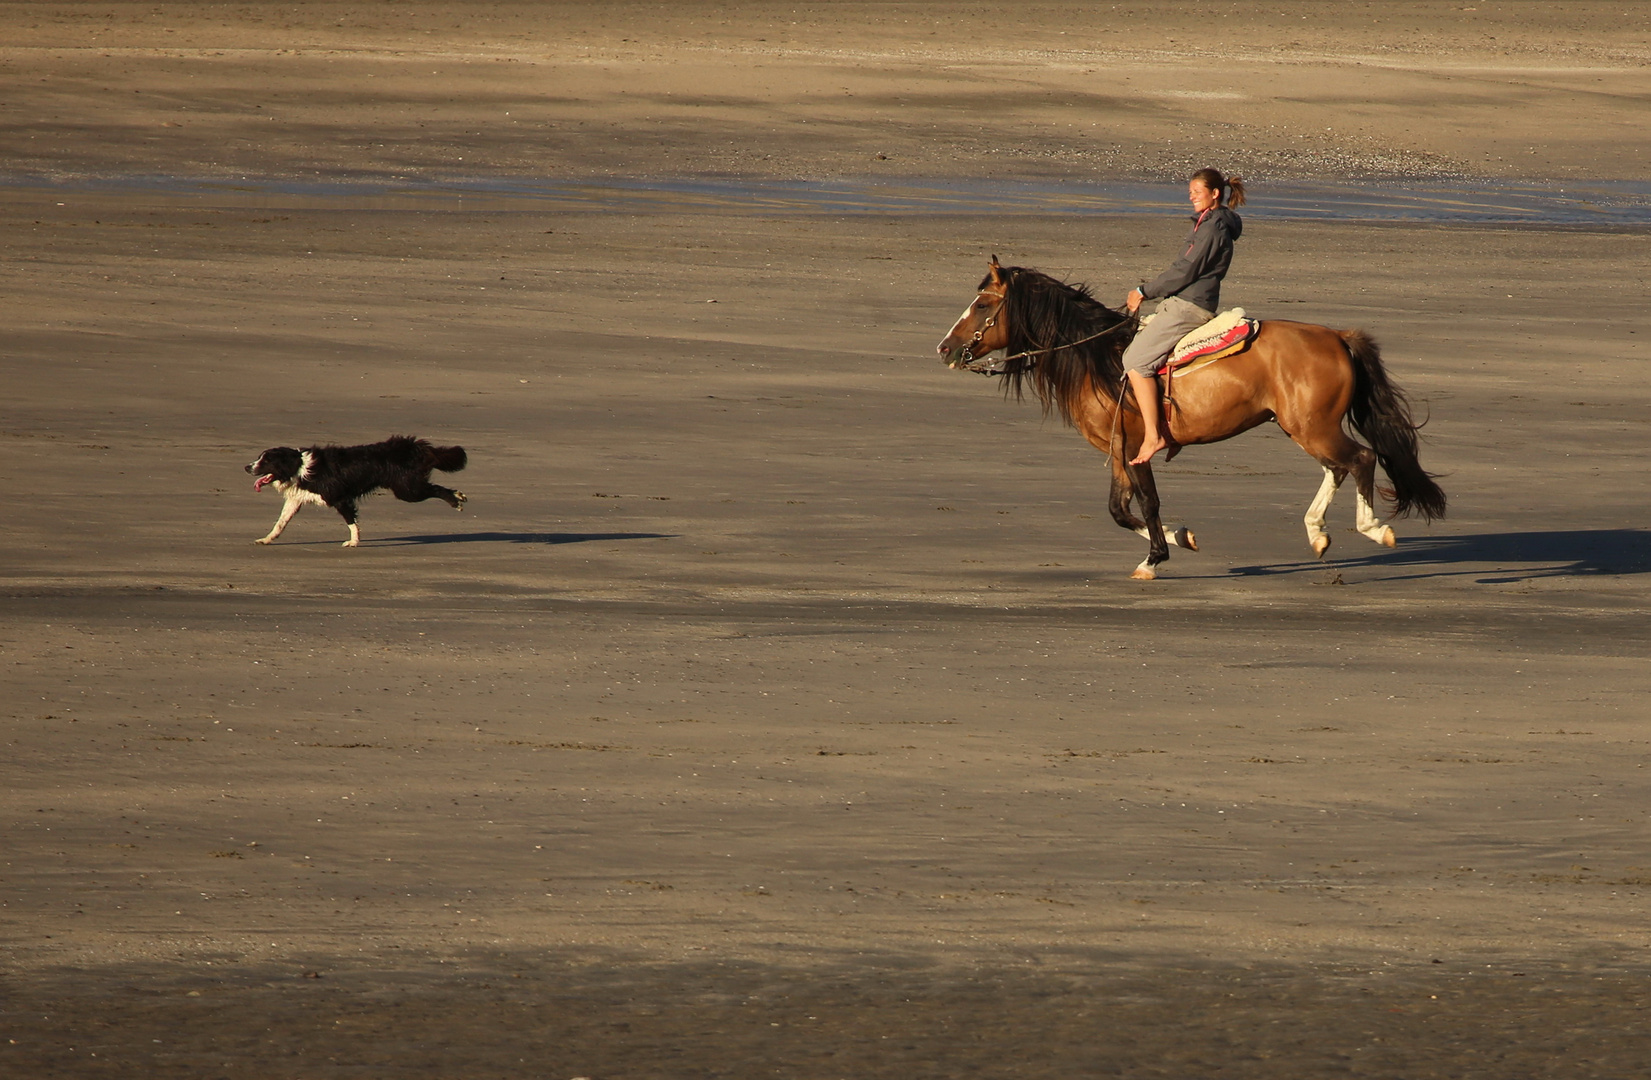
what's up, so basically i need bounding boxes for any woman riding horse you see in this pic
[1123,168,1247,465]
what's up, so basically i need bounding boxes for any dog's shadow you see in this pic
[1229,528,1651,582]
[368,531,675,547]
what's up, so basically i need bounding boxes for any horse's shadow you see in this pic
[368,531,674,547]
[1229,528,1651,582]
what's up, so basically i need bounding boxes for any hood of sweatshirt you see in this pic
[1198,205,1242,241]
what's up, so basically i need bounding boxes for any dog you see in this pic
[246,436,467,547]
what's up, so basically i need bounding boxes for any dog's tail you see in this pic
[428,445,467,473]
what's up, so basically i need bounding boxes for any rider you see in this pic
[1122,168,1247,465]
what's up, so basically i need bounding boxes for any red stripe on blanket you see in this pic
[1165,321,1254,371]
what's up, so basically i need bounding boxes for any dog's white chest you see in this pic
[274,480,327,508]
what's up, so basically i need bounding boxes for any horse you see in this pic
[935,256,1446,580]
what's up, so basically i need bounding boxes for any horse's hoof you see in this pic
[1130,564,1158,581]
[1380,526,1396,548]
[1311,535,1331,558]
[1176,527,1198,553]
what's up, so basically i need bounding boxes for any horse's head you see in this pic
[936,255,1010,368]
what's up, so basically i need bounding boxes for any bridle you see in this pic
[956,286,1136,372]
[957,291,1007,365]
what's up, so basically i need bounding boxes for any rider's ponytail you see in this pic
[1191,167,1247,207]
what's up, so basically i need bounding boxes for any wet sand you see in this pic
[5,4,1651,1077]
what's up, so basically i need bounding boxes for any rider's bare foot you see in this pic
[1130,436,1168,466]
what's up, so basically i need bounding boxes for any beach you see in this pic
[4,4,1651,1076]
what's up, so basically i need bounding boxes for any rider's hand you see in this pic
[1126,288,1144,314]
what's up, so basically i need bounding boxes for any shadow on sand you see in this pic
[1229,528,1651,583]
[369,531,675,547]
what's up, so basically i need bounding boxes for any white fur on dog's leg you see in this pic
[454,491,466,510]
[258,500,302,545]
[342,523,360,548]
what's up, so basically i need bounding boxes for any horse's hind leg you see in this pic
[1304,465,1344,557]
[1296,426,1392,556]
[1349,445,1396,548]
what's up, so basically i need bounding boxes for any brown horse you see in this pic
[936,257,1445,579]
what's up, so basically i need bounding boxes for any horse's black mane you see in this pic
[986,266,1136,425]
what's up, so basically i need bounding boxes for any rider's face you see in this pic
[1189,179,1221,212]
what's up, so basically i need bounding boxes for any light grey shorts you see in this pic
[1121,295,1216,376]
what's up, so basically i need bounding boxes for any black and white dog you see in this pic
[246,436,467,547]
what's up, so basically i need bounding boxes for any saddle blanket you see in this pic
[1164,308,1260,377]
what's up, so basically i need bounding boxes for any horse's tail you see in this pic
[1340,330,1446,521]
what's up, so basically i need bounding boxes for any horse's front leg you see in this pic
[1082,397,1192,580]
[1110,455,1198,560]
[1108,454,1146,532]
[1126,462,1172,580]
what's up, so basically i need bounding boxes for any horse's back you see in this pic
[1254,318,1351,350]
[1250,319,1358,376]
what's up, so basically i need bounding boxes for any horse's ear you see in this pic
[988,254,1003,283]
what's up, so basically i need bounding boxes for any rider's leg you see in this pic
[1120,297,1209,467]
[1127,371,1168,465]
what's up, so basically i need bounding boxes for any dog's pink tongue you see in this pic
[253,475,271,492]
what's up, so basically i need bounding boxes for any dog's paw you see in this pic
[453,491,467,510]
[341,539,359,548]
[254,537,274,545]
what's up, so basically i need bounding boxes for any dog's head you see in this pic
[246,447,303,492]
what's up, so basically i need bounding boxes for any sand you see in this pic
[4,3,1651,1076]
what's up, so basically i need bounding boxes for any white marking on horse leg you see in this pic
[1304,466,1339,557]
[1130,558,1157,581]
[1134,523,1197,550]
[1355,486,1397,547]
[342,522,360,548]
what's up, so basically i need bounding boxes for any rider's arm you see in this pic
[1140,216,1231,301]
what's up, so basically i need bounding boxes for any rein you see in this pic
[1000,318,1134,365]
[959,300,1135,374]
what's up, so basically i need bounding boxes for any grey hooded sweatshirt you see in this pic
[1139,205,1243,314]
